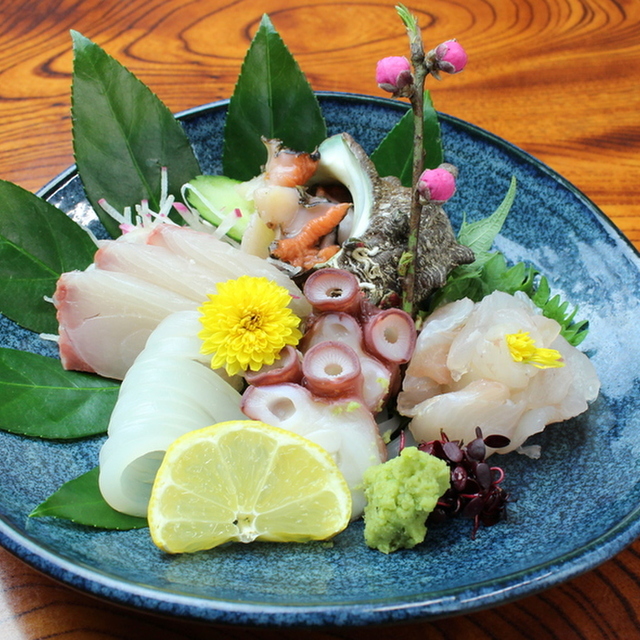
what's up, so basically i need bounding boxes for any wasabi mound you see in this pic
[362,446,450,554]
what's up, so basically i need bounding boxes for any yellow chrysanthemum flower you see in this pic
[505,331,564,369]
[198,276,303,377]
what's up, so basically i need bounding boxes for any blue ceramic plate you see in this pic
[1,94,639,627]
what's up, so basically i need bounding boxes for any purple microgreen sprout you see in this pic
[419,427,509,538]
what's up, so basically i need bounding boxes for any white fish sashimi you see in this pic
[53,268,195,379]
[446,291,562,389]
[146,224,311,317]
[94,241,241,302]
[98,310,245,517]
[398,291,600,454]
[405,297,474,384]
[409,379,526,449]
[54,224,310,380]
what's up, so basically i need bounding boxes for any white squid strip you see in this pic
[98,310,245,517]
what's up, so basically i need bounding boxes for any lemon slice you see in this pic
[148,420,352,553]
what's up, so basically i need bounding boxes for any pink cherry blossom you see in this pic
[375,56,413,93]
[417,166,457,203]
[434,39,468,74]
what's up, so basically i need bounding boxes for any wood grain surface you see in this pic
[1,0,639,638]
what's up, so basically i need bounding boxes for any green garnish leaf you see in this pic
[0,348,119,439]
[71,31,201,237]
[531,276,589,346]
[371,91,443,186]
[0,180,96,334]
[30,467,148,530]
[222,15,327,181]
[457,176,517,254]
[427,177,589,346]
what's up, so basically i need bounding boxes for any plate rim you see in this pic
[0,91,637,627]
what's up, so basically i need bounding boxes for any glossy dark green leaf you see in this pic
[30,467,148,530]
[71,31,201,237]
[371,91,443,186]
[222,15,327,181]
[0,180,96,333]
[0,348,119,438]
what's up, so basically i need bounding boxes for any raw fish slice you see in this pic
[146,224,311,317]
[447,292,561,389]
[409,379,526,449]
[94,242,239,301]
[54,269,195,379]
[405,297,474,384]
[395,375,442,417]
[400,291,601,455]
[510,335,600,434]
[99,311,245,517]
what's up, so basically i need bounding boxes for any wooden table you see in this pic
[1,0,639,637]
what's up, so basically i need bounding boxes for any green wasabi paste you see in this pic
[362,446,450,554]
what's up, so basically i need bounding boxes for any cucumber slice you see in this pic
[184,175,254,242]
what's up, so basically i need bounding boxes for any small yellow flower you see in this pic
[198,276,302,376]
[505,331,565,369]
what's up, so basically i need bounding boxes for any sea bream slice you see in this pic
[53,224,310,380]
[54,268,195,379]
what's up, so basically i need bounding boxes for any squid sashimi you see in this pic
[99,310,244,517]
[397,291,600,454]
[241,382,386,518]
[54,268,195,379]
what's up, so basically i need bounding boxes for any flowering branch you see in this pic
[376,4,468,317]
[396,5,426,318]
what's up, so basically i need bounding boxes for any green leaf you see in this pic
[424,174,588,345]
[71,31,201,237]
[222,15,327,181]
[0,180,96,334]
[0,348,119,438]
[457,176,517,253]
[30,467,148,530]
[371,91,443,186]
[531,276,589,346]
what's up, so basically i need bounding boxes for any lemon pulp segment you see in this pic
[148,420,352,553]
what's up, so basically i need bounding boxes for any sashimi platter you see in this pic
[0,6,639,627]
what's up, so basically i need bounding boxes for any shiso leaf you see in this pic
[0,180,96,334]
[371,90,443,187]
[457,176,517,255]
[0,348,119,439]
[30,467,148,530]
[71,31,201,237]
[222,15,327,181]
[427,177,588,346]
